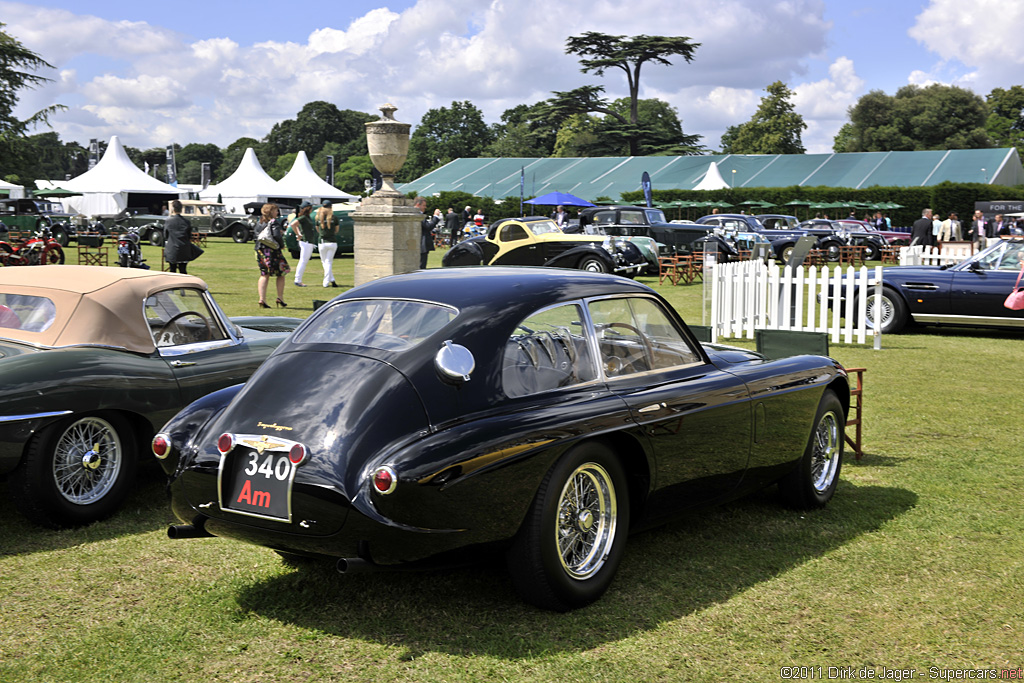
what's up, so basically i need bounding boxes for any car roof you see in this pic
[0,266,207,353]
[341,266,653,311]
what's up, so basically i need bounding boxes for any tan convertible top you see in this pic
[0,265,208,354]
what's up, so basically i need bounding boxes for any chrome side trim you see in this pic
[912,313,1024,327]
[0,409,73,424]
[900,282,940,291]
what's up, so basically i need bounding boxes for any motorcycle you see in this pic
[0,223,66,266]
[117,226,149,269]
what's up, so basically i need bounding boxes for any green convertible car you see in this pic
[0,266,302,528]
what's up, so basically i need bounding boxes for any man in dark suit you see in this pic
[970,210,989,243]
[910,208,934,247]
[444,207,461,247]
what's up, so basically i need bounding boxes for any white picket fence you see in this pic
[899,243,974,266]
[709,260,883,346]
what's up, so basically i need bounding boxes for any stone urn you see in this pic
[365,103,411,197]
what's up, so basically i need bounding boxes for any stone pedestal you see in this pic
[353,194,422,287]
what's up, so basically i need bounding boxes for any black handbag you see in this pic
[188,242,204,261]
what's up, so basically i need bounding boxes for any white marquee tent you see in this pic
[0,178,25,198]
[275,151,358,204]
[692,161,731,191]
[199,148,304,211]
[46,135,184,216]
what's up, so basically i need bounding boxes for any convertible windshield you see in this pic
[294,299,457,351]
[967,239,1024,271]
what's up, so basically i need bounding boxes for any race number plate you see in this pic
[220,448,297,522]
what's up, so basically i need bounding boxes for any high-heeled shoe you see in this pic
[276,299,287,308]
[258,300,270,309]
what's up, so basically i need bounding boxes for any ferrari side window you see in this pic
[589,297,701,378]
[502,303,597,398]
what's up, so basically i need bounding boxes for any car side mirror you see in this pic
[435,340,474,384]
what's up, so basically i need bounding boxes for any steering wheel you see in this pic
[602,322,655,370]
[156,310,212,347]
[371,333,411,350]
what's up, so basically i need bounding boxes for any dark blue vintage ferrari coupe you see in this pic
[155,267,850,611]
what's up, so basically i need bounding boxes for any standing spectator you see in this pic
[932,212,943,243]
[461,205,472,229]
[911,208,934,247]
[316,200,338,288]
[873,212,886,231]
[290,200,317,287]
[992,213,1009,235]
[938,212,961,242]
[970,210,989,245]
[551,205,569,227]
[255,203,290,308]
[415,197,441,269]
[444,207,461,247]
[163,199,193,274]
[473,209,485,229]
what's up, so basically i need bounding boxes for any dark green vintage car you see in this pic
[0,197,81,246]
[0,266,302,528]
[282,205,356,259]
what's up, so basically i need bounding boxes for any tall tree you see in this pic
[403,101,493,179]
[549,32,700,156]
[836,84,990,152]
[263,101,374,158]
[985,85,1024,157]
[720,81,806,154]
[0,22,65,181]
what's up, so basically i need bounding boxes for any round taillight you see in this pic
[152,434,170,459]
[288,443,306,465]
[372,466,397,495]
[217,433,234,454]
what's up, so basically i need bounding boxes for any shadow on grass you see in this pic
[0,462,174,557]
[235,481,916,658]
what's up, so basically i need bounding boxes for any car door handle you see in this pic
[170,360,196,367]
[638,402,666,413]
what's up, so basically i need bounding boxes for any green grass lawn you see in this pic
[1,240,1021,682]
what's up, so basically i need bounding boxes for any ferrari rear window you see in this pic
[294,299,456,351]
[0,294,56,333]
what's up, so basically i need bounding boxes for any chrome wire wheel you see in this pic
[864,293,893,330]
[555,462,617,580]
[810,410,841,493]
[51,417,123,505]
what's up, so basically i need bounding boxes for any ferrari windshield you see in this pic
[293,299,457,351]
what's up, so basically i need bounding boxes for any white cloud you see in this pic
[909,0,1024,92]
[2,0,847,154]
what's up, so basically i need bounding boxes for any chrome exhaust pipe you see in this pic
[167,523,213,539]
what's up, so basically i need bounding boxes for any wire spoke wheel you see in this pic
[51,417,123,505]
[555,462,617,580]
[809,410,841,493]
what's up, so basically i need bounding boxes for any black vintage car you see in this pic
[576,205,722,256]
[442,216,646,276]
[699,214,845,262]
[156,267,850,611]
[794,218,888,260]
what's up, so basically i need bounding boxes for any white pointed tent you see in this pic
[199,148,304,211]
[276,151,357,204]
[692,161,731,191]
[0,178,25,198]
[58,135,184,216]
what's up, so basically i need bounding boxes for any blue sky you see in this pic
[3,0,1021,156]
